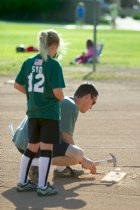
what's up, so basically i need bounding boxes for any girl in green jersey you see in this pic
[14,29,65,196]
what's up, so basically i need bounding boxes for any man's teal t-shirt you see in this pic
[60,96,79,136]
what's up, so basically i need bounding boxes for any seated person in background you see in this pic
[71,39,94,64]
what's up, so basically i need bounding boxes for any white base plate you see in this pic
[101,171,127,183]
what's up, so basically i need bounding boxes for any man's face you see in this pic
[79,94,97,113]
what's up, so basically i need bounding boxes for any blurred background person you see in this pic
[109,0,119,28]
[75,1,86,28]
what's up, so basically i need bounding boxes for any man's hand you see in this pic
[90,163,96,174]
[81,157,96,174]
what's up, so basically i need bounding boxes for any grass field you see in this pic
[0,21,140,80]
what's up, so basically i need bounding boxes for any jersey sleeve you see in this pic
[15,61,26,85]
[51,62,65,89]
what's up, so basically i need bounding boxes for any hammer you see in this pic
[93,153,117,167]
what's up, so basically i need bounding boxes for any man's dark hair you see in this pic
[74,83,99,98]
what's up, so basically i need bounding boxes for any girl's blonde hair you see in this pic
[38,29,60,61]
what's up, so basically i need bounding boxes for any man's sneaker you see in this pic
[28,166,38,183]
[37,183,59,196]
[53,166,84,178]
[17,180,37,192]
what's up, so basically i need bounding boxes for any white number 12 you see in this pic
[28,73,45,93]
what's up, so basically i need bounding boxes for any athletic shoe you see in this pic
[28,166,38,183]
[37,183,59,196]
[53,166,84,178]
[17,180,37,192]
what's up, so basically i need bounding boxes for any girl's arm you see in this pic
[14,82,26,94]
[53,88,64,101]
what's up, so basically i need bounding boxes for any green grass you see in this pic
[0,21,140,80]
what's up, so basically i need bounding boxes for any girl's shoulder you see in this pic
[48,57,62,67]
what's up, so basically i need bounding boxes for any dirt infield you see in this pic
[0,75,140,210]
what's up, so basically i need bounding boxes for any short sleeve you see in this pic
[51,62,65,89]
[15,61,26,85]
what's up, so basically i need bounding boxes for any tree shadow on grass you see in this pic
[82,71,93,80]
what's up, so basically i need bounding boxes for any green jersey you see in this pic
[15,54,65,120]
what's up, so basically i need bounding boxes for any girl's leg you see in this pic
[38,144,53,188]
[19,143,39,184]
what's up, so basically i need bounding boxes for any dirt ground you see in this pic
[0,75,140,210]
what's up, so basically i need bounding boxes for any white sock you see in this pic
[55,166,66,172]
[19,155,30,184]
[38,157,51,188]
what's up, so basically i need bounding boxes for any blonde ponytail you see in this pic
[38,31,48,61]
[38,29,60,62]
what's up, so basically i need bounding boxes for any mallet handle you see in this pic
[94,159,112,166]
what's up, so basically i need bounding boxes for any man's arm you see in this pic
[80,156,96,174]
[61,132,75,145]
[61,132,96,174]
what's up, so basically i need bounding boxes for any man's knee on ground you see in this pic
[66,145,84,164]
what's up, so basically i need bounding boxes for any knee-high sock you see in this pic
[19,149,36,184]
[38,150,52,188]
